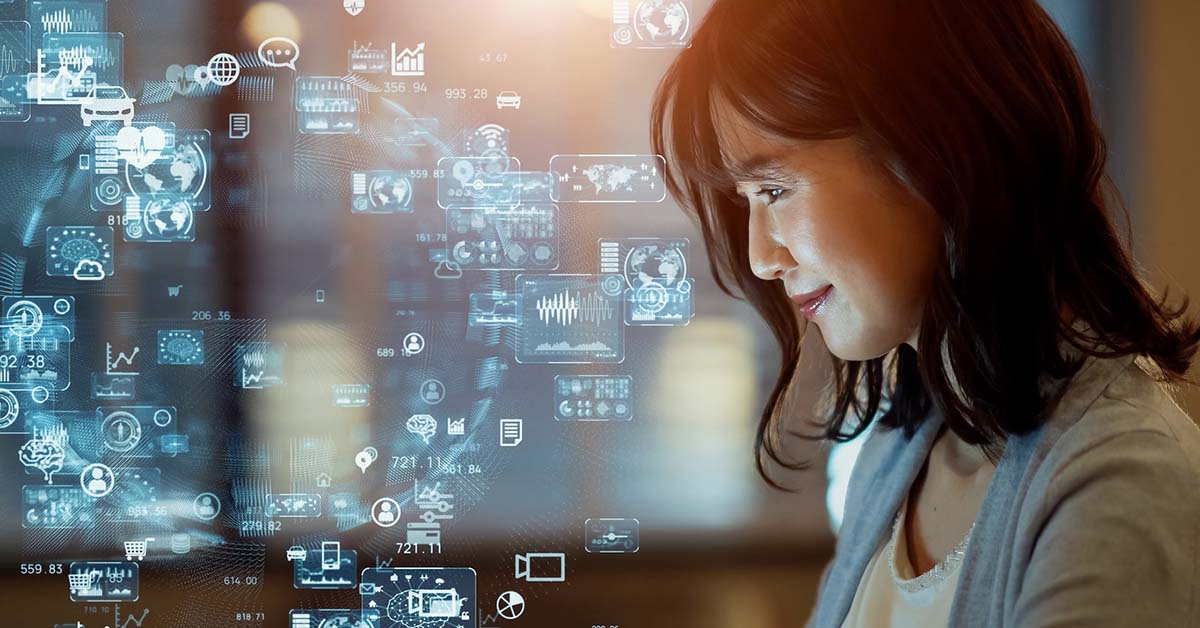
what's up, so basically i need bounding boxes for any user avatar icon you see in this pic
[371,497,400,527]
[419,379,445,405]
[193,492,221,521]
[402,332,425,356]
[80,463,115,498]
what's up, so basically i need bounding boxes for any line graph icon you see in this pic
[34,32,123,105]
[390,41,425,76]
[105,342,139,375]
[118,608,150,628]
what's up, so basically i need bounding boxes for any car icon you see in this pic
[81,85,135,127]
[496,90,521,110]
[286,545,307,561]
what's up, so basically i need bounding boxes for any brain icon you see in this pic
[406,414,437,444]
[19,439,64,482]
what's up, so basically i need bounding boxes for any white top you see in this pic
[838,491,974,628]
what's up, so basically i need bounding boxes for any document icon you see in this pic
[229,113,250,139]
[500,419,523,447]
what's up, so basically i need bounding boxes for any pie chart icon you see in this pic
[497,590,526,620]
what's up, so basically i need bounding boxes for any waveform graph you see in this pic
[517,274,624,364]
[0,21,31,122]
[0,40,24,76]
[30,1,107,39]
[535,287,615,326]
[234,341,285,389]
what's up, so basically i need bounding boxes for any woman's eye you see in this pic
[757,187,788,205]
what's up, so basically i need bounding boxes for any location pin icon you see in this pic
[355,450,373,473]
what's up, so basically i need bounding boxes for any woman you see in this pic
[650,0,1200,626]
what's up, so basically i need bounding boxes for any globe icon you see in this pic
[634,0,690,44]
[135,142,203,197]
[143,197,194,239]
[206,53,241,86]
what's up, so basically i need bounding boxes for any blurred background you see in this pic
[0,0,1197,626]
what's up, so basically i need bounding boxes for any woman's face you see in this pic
[720,113,943,360]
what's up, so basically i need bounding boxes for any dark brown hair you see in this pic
[650,0,1200,487]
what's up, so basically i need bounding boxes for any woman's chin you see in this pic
[820,325,900,362]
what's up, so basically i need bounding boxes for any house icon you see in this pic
[316,473,332,488]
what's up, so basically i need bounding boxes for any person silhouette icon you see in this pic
[403,332,424,356]
[80,463,114,497]
[193,492,221,520]
[377,500,395,523]
[372,497,400,527]
[420,379,445,405]
[88,467,108,492]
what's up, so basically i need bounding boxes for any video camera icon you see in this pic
[513,552,565,582]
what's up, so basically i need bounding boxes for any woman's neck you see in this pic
[933,422,995,476]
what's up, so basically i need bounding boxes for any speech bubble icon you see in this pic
[258,36,300,70]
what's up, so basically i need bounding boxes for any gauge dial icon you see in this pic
[0,389,19,429]
[5,300,44,337]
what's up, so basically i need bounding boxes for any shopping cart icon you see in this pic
[167,285,182,297]
[124,537,156,561]
[68,571,98,593]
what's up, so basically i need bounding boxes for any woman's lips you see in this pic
[790,285,832,319]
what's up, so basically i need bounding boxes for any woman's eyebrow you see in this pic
[729,151,791,179]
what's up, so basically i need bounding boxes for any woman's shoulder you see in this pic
[1036,354,1200,488]
[1004,356,1200,624]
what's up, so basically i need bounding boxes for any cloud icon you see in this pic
[434,260,462,280]
[73,259,106,281]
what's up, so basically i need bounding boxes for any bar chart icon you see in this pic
[391,41,425,76]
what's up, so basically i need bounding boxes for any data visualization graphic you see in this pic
[45,226,113,279]
[550,154,666,203]
[600,237,695,326]
[156,329,204,365]
[447,204,558,270]
[0,21,30,121]
[296,75,361,134]
[0,1,696,624]
[517,275,623,363]
[554,374,633,421]
[361,567,476,628]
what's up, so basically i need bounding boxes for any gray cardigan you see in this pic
[805,352,1200,627]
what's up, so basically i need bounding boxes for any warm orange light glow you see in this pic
[576,0,615,22]
[241,2,302,46]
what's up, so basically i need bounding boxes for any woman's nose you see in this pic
[747,207,794,281]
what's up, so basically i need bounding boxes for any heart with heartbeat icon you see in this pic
[115,124,168,169]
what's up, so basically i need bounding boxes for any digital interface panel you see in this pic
[0,1,695,625]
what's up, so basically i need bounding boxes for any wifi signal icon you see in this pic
[468,123,509,158]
